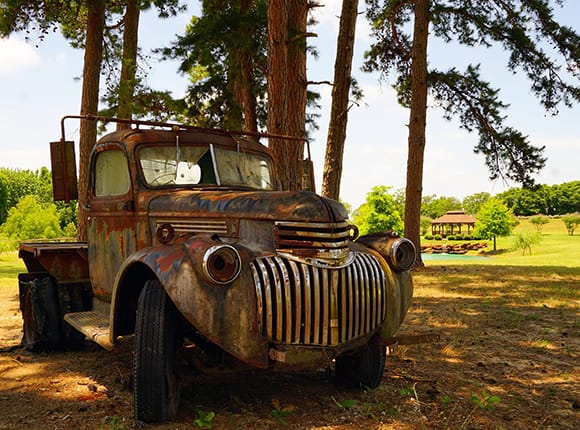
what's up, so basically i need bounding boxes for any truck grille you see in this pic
[251,252,386,346]
[274,221,350,250]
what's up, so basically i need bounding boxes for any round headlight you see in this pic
[202,245,242,284]
[388,238,416,271]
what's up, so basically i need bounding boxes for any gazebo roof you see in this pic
[432,210,477,224]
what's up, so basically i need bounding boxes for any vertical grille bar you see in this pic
[301,263,312,343]
[321,269,329,344]
[312,268,321,344]
[330,270,339,345]
[288,260,302,343]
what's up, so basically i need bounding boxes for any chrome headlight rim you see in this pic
[388,238,416,271]
[202,244,242,285]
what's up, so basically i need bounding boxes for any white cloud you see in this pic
[0,37,41,75]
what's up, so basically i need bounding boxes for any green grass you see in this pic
[0,251,23,289]
[422,218,580,267]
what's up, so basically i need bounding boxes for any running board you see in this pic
[64,311,113,350]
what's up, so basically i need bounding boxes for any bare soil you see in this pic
[1,265,578,429]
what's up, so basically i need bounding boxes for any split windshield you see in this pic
[139,143,274,190]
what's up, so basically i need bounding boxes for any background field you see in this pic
[0,218,578,429]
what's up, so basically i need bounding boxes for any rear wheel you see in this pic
[134,280,180,422]
[335,340,386,389]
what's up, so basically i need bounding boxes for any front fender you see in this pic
[111,238,268,368]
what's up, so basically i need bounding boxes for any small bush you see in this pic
[434,234,442,241]
[512,232,542,255]
[562,213,580,236]
[455,234,463,240]
[447,235,455,240]
[529,215,549,233]
[424,233,433,240]
[463,234,473,240]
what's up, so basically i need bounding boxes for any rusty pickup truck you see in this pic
[17,115,415,423]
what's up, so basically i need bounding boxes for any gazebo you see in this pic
[431,210,477,237]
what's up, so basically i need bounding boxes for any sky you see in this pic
[1,1,579,210]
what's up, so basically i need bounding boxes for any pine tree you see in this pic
[364,0,580,266]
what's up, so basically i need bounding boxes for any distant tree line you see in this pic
[495,181,580,216]
[352,180,580,237]
[1,163,577,247]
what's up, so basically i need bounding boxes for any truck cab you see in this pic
[18,116,415,423]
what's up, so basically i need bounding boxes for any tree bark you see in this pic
[404,0,429,267]
[237,0,259,135]
[321,0,359,201]
[285,0,307,189]
[267,0,307,191]
[117,0,140,130]
[77,0,105,241]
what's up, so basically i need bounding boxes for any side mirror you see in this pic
[50,140,78,202]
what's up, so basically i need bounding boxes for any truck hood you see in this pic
[148,190,348,223]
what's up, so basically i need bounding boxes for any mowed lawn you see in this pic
[422,217,580,267]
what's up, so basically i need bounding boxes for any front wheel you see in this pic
[335,341,386,389]
[134,280,180,422]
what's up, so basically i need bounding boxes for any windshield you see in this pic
[139,143,274,190]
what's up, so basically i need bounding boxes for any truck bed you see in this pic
[19,241,90,284]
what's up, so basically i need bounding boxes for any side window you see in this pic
[94,150,131,197]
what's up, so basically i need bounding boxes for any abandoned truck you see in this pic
[18,115,415,422]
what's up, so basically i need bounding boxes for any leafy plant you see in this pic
[331,396,357,409]
[193,409,215,429]
[100,415,125,430]
[399,387,414,397]
[529,215,549,233]
[458,391,501,429]
[512,232,542,255]
[440,395,453,406]
[470,390,500,410]
[270,399,294,425]
[562,213,580,236]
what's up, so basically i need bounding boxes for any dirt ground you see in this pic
[1,265,578,430]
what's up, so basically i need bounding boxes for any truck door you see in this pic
[87,144,136,303]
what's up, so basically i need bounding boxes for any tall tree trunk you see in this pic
[77,0,105,241]
[117,0,140,130]
[285,0,307,189]
[267,0,290,186]
[267,0,308,191]
[321,0,359,201]
[404,0,429,267]
[238,0,259,135]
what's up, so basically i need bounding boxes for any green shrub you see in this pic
[455,234,463,240]
[434,234,442,241]
[464,234,473,240]
[562,213,580,236]
[529,215,549,233]
[512,232,542,255]
[424,233,433,240]
[447,235,455,240]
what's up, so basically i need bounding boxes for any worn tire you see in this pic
[20,276,63,352]
[335,341,386,389]
[134,280,180,422]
